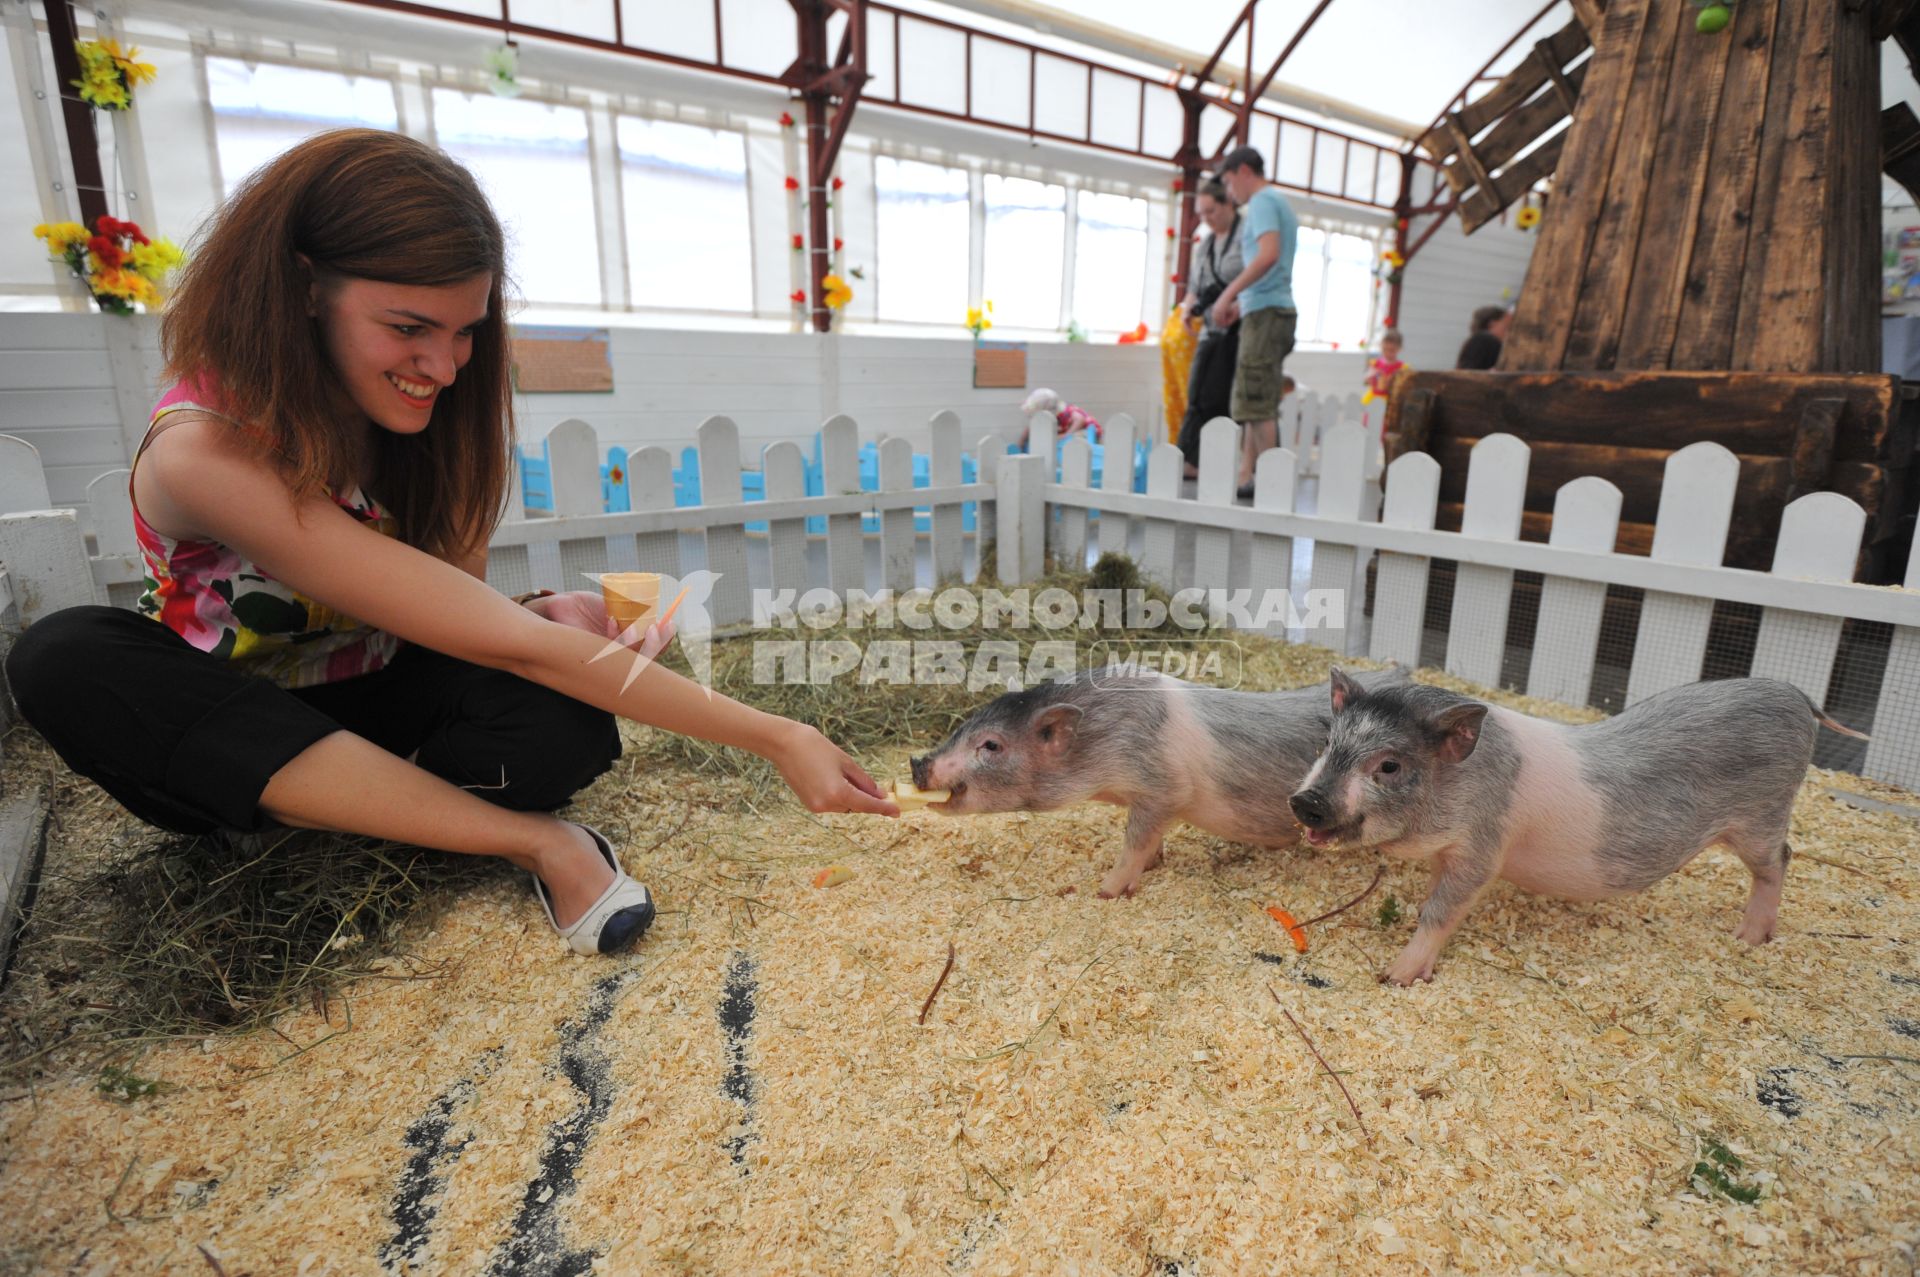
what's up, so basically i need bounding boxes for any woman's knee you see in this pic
[4,606,143,718]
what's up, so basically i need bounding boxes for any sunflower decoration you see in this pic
[1515,205,1543,231]
[1379,248,1406,287]
[821,274,853,310]
[72,38,156,111]
[965,300,993,339]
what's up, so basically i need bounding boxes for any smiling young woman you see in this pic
[4,128,898,957]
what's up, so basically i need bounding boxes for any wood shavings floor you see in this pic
[3,682,1918,1275]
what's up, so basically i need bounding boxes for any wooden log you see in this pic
[1470,57,1591,174]
[1462,131,1569,233]
[1384,385,1437,463]
[1561,0,1685,370]
[1786,399,1842,503]
[1501,0,1656,369]
[1613,3,1736,369]
[1386,370,1902,466]
[1669,0,1783,369]
[1570,0,1609,38]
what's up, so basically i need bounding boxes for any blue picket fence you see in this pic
[517,429,1151,533]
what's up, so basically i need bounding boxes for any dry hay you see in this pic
[2,634,1918,1274]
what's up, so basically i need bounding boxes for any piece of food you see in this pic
[890,779,951,810]
[813,865,855,889]
[1265,905,1309,953]
[601,572,661,627]
[656,583,691,627]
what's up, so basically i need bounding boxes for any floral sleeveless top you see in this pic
[132,382,403,689]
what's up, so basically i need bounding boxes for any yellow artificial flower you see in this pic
[34,221,89,256]
[821,273,853,309]
[1515,205,1542,230]
[127,238,185,279]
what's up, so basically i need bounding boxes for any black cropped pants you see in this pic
[3,606,620,835]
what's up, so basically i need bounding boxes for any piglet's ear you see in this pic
[1329,667,1362,714]
[1032,704,1083,756]
[1433,703,1487,764]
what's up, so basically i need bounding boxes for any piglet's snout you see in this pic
[909,754,933,790]
[1289,790,1332,829]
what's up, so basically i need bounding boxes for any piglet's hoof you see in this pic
[1096,875,1140,900]
[1379,956,1436,986]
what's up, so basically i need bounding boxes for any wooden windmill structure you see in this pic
[1384,0,1915,578]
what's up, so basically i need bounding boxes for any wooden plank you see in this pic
[1055,434,1091,570]
[0,436,52,515]
[1864,528,1920,790]
[1307,422,1373,656]
[1786,399,1842,501]
[1249,446,1298,637]
[627,446,681,579]
[1369,452,1440,667]
[878,437,916,595]
[1750,492,1865,704]
[996,453,1047,585]
[763,441,811,598]
[1461,130,1568,232]
[1472,56,1589,175]
[928,411,964,586]
[1561,0,1685,370]
[1669,0,1784,368]
[1444,114,1500,205]
[1140,443,1181,589]
[1392,370,1901,465]
[1527,477,1623,704]
[1732,0,1826,372]
[1626,442,1739,704]
[1444,434,1530,687]
[1452,19,1594,142]
[698,416,753,627]
[1822,1,1879,373]
[548,419,612,591]
[1501,0,1656,369]
[0,510,93,624]
[1569,0,1608,38]
[1613,4,1735,369]
[822,415,864,597]
[1192,417,1236,595]
[1097,413,1137,558]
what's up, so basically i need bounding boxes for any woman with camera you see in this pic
[1174,179,1243,479]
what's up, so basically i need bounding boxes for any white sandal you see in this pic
[530,823,655,955]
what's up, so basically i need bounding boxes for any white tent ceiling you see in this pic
[911,0,1572,141]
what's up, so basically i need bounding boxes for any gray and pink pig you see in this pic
[1289,670,1865,984]
[914,665,1860,985]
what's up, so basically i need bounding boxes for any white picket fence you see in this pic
[2,407,1919,792]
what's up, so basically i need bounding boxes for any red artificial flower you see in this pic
[784,176,800,191]
[1165,227,1176,239]
[833,237,843,251]
[792,234,804,251]
[88,235,124,268]
[779,111,794,127]
[1171,178,1183,192]
[790,289,806,304]
[831,176,844,191]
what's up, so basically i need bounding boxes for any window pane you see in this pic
[1071,191,1148,334]
[1291,225,1327,343]
[617,116,752,313]
[982,174,1064,330]
[874,156,969,324]
[433,89,600,306]
[207,58,398,196]
[1319,231,1376,348]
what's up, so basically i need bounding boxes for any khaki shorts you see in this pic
[1229,306,1297,422]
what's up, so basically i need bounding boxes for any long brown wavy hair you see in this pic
[162,128,513,560]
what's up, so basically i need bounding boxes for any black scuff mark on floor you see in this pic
[1252,951,1331,987]
[947,1211,1003,1272]
[720,951,758,1171]
[1757,1067,1805,1118]
[486,968,642,1276]
[1888,1017,1920,1041]
[382,1046,504,1272]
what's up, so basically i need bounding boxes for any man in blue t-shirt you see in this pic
[1208,145,1298,500]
